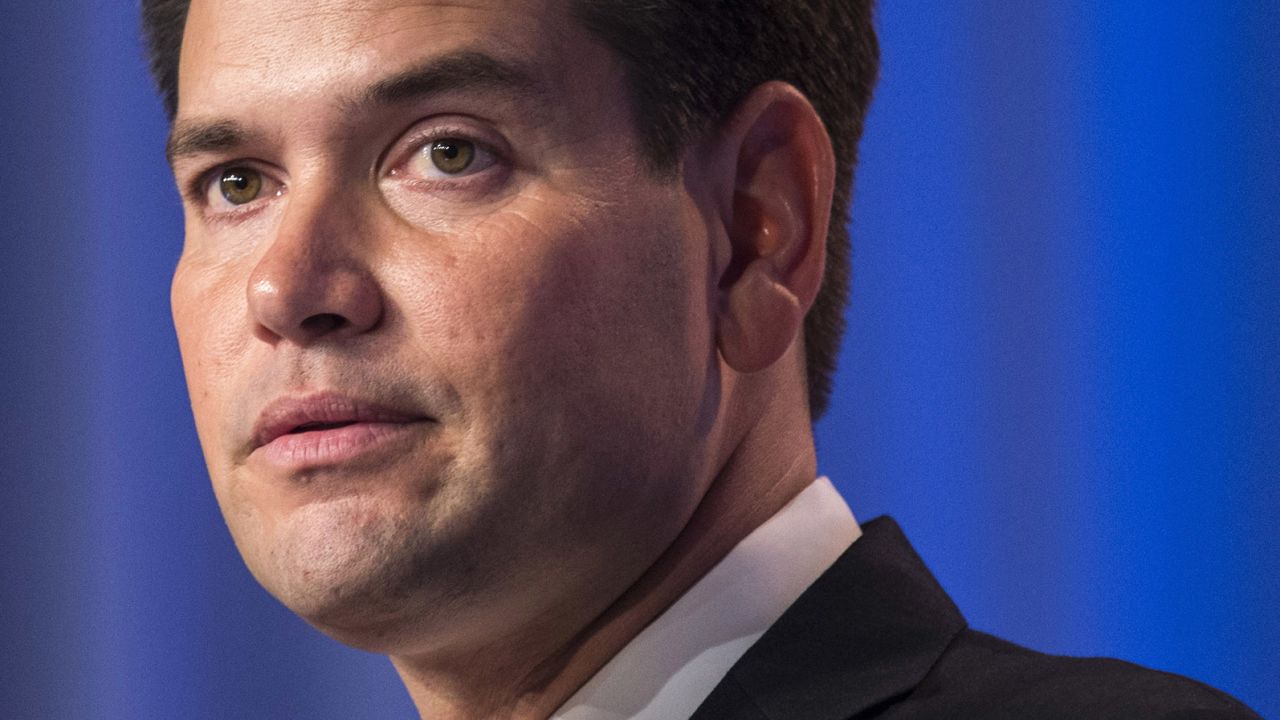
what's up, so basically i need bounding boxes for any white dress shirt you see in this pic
[552,477,861,720]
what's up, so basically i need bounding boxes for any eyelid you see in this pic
[383,117,512,180]
[186,161,287,221]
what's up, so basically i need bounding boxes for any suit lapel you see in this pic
[691,517,967,720]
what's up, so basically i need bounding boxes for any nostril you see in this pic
[246,260,383,343]
[300,313,346,335]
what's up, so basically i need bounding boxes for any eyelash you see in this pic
[184,121,510,224]
[186,161,279,208]
[386,124,507,190]
[186,162,283,224]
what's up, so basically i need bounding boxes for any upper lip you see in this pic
[250,392,430,451]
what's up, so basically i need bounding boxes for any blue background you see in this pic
[2,2,1276,718]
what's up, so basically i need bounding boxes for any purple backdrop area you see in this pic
[2,2,1276,718]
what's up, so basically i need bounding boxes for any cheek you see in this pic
[413,191,712,485]
[171,252,252,458]
[453,203,699,396]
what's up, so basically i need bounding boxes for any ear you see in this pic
[708,82,836,374]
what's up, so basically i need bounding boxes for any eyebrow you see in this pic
[361,50,543,108]
[166,50,544,168]
[166,119,253,167]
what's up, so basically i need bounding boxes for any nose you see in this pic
[247,192,384,345]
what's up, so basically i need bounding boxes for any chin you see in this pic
[239,493,498,654]
[243,497,429,642]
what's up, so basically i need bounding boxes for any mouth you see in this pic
[250,392,433,470]
[288,420,359,434]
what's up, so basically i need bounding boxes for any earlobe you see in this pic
[712,82,835,374]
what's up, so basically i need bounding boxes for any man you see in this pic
[145,0,1261,718]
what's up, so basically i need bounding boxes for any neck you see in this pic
[392,367,817,720]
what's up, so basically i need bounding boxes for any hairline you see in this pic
[166,49,550,167]
[147,0,870,419]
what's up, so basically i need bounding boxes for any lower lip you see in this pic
[254,421,427,470]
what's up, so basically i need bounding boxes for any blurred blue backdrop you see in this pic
[1,1,1276,718]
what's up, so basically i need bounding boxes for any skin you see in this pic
[169,0,836,717]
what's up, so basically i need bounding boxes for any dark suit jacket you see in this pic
[691,517,1261,719]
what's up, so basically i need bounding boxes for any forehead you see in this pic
[178,0,591,116]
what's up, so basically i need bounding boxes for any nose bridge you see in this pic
[247,179,384,344]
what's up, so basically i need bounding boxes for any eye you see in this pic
[403,138,497,180]
[205,166,279,209]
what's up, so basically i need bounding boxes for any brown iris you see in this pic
[219,168,262,205]
[429,139,475,174]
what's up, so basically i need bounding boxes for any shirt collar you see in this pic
[690,516,968,720]
[552,477,861,720]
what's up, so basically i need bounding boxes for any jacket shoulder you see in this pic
[883,629,1263,720]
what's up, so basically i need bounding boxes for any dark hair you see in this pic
[142,0,879,419]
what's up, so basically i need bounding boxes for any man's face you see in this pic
[170,0,721,650]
